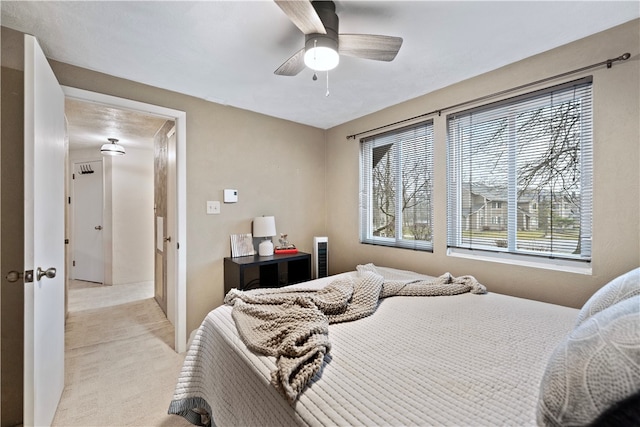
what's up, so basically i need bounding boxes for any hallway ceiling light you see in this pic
[101,138,125,156]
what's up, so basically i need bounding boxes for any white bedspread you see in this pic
[170,269,578,426]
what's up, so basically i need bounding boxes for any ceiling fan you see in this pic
[274,0,403,76]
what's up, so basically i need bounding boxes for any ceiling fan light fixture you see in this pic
[101,138,125,156]
[304,36,339,71]
[304,46,339,71]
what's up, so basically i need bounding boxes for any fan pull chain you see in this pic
[312,40,320,82]
[326,71,330,97]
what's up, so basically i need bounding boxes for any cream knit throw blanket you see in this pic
[223,264,486,403]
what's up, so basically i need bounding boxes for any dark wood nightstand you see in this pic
[223,252,311,293]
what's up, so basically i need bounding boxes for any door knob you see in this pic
[95,225,103,230]
[36,267,56,281]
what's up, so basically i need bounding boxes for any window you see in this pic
[447,77,592,262]
[360,121,434,250]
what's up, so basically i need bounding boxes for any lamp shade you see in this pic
[101,138,125,156]
[253,216,276,238]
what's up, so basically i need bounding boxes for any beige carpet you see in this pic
[52,281,192,426]
[66,280,159,312]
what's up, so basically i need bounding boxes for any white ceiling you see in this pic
[2,1,638,145]
[65,98,169,151]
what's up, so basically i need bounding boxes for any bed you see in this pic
[169,265,640,427]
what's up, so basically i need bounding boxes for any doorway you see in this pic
[63,87,187,353]
[67,113,161,313]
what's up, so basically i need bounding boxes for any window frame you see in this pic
[359,120,434,251]
[446,77,593,268]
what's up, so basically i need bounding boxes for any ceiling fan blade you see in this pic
[338,34,403,62]
[274,48,306,76]
[274,1,326,35]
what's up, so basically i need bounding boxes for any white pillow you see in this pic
[575,268,640,326]
[537,294,640,426]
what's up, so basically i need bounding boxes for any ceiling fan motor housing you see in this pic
[305,1,339,52]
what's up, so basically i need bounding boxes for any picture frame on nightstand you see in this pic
[230,233,256,257]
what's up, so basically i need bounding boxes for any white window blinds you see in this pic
[360,121,434,251]
[447,77,593,261]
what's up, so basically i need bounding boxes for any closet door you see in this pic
[72,160,104,283]
[154,121,175,316]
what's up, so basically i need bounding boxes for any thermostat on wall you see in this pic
[224,189,238,203]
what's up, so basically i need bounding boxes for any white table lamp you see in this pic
[253,216,276,256]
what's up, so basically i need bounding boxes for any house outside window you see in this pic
[447,77,593,263]
[360,121,434,251]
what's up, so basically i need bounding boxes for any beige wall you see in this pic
[47,59,327,333]
[326,19,640,309]
[1,61,25,426]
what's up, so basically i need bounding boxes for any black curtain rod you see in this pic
[346,52,631,140]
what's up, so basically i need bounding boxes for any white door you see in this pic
[166,126,177,323]
[23,34,66,426]
[72,160,104,283]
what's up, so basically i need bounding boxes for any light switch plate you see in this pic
[207,200,220,214]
